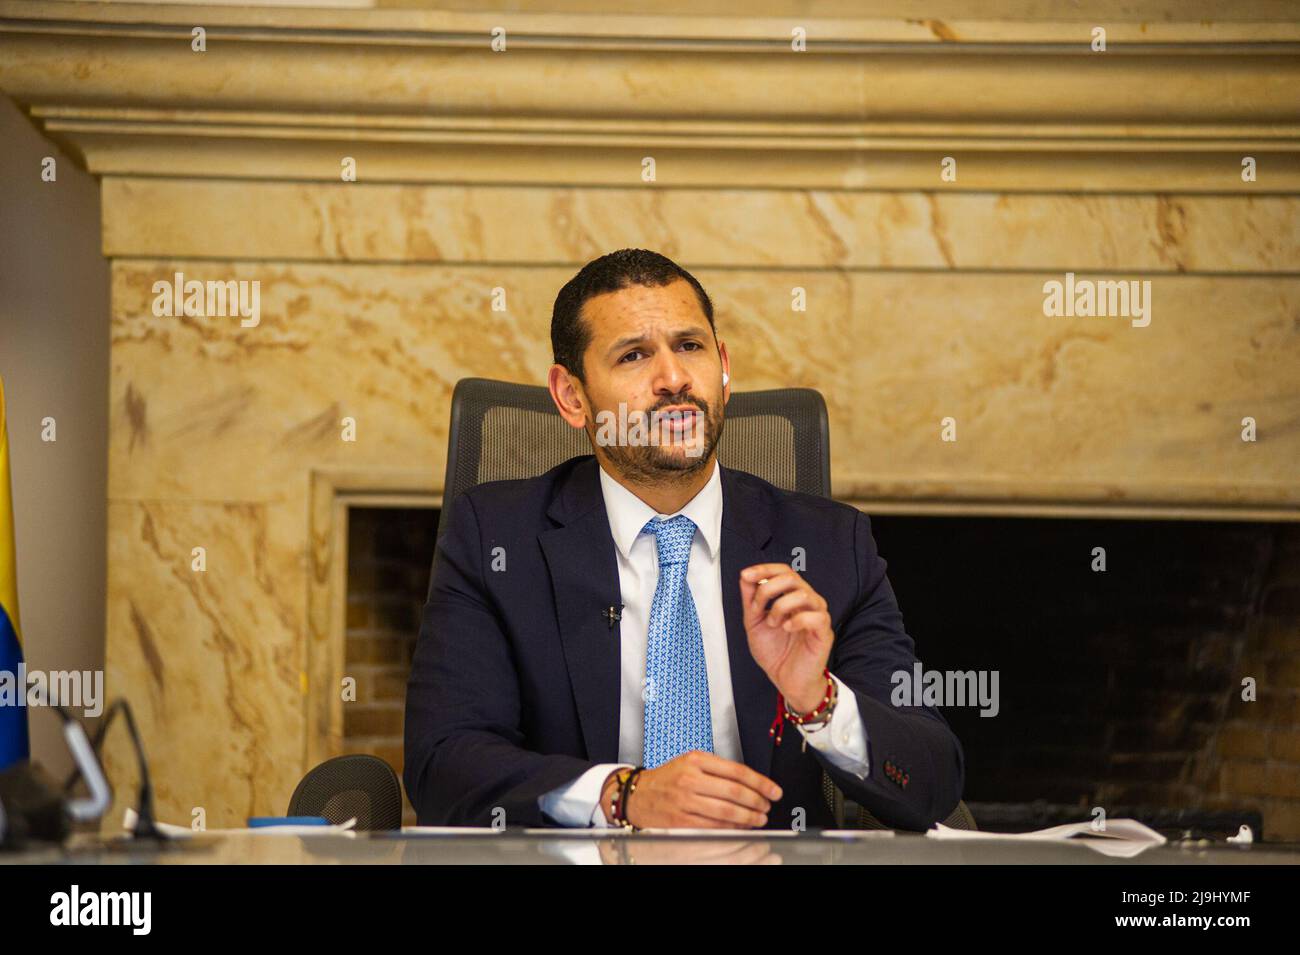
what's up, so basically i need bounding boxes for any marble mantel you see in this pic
[1,1,1297,826]
[3,2,1300,191]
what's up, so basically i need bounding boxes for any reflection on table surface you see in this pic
[6,830,1300,865]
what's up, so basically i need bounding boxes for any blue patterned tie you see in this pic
[641,515,714,768]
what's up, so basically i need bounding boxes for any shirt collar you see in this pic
[597,458,722,562]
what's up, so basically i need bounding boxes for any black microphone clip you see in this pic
[602,605,623,630]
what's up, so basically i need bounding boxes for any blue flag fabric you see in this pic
[0,373,30,769]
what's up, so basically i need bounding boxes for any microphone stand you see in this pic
[60,698,169,842]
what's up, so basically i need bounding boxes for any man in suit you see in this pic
[404,248,964,830]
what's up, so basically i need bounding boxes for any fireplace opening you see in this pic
[344,506,441,828]
[344,504,1299,839]
[870,514,1298,840]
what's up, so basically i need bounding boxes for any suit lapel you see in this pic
[719,465,777,779]
[539,457,780,776]
[539,457,623,763]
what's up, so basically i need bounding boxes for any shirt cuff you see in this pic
[795,673,870,779]
[537,763,634,828]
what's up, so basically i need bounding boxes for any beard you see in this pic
[589,392,725,485]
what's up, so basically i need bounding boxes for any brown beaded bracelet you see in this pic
[610,766,644,830]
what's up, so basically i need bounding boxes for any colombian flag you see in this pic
[0,374,29,769]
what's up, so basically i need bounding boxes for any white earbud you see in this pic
[722,372,730,386]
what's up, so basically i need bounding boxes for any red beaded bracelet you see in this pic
[769,668,835,746]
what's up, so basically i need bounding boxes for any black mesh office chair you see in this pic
[438,377,975,831]
[438,378,831,542]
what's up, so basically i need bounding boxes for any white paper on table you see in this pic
[123,807,358,838]
[925,818,1167,858]
[401,826,504,835]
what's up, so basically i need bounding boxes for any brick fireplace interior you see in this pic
[345,504,1300,838]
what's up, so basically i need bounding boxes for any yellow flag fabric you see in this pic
[0,373,30,767]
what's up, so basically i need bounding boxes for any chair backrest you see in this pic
[437,377,830,546]
[287,754,403,831]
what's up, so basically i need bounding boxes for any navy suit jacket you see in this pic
[404,454,964,830]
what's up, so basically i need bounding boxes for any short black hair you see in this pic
[551,248,716,382]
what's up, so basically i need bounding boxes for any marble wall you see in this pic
[98,183,1299,825]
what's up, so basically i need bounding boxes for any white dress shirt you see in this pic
[537,459,869,827]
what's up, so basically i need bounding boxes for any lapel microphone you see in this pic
[602,605,623,630]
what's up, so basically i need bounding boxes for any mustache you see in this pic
[647,394,710,417]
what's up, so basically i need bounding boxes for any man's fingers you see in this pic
[692,774,773,814]
[688,751,782,801]
[747,571,802,614]
[763,589,821,629]
[738,574,756,606]
[683,795,768,829]
[741,563,797,583]
[781,609,830,636]
[740,564,792,611]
